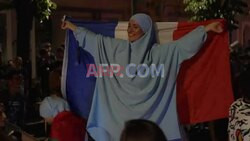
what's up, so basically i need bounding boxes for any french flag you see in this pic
[61,19,234,124]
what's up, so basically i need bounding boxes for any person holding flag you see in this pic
[61,13,224,141]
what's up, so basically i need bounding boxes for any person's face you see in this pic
[127,20,144,42]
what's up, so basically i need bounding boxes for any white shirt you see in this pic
[228,98,250,141]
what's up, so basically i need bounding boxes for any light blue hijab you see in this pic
[130,13,152,33]
[72,13,207,141]
[126,13,157,66]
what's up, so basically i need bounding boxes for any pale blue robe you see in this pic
[73,23,207,141]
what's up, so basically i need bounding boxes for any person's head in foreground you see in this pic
[39,95,69,123]
[40,95,87,141]
[120,119,167,141]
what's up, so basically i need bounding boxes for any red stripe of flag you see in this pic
[175,19,234,124]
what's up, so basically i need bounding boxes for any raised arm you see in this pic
[61,20,99,48]
[176,22,223,62]
[204,22,223,33]
[61,20,128,61]
[61,20,77,31]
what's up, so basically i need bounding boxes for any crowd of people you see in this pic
[0,42,66,140]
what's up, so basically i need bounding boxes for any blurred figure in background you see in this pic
[0,45,3,72]
[54,47,64,72]
[43,42,56,64]
[0,103,6,128]
[0,70,25,127]
[14,57,23,71]
[55,47,64,64]
[7,60,16,70]
[0,103,13,141]
[37,48,53,97]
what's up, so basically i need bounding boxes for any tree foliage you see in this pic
[0,0,56,63]
[184,0,249,31]
[34,0,57,23]
[0,0,57,23]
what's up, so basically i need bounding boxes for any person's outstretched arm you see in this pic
[61,20,77,31]
[204,22,223,33]
[61,20,127,60]
[61,20,96,48]
[175,22,223,62]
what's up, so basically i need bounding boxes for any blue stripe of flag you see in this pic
[66,20,118,119]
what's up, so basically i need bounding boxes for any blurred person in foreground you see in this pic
[39,90,87,141]
[228,68,250,141]
[120,119,167,141]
